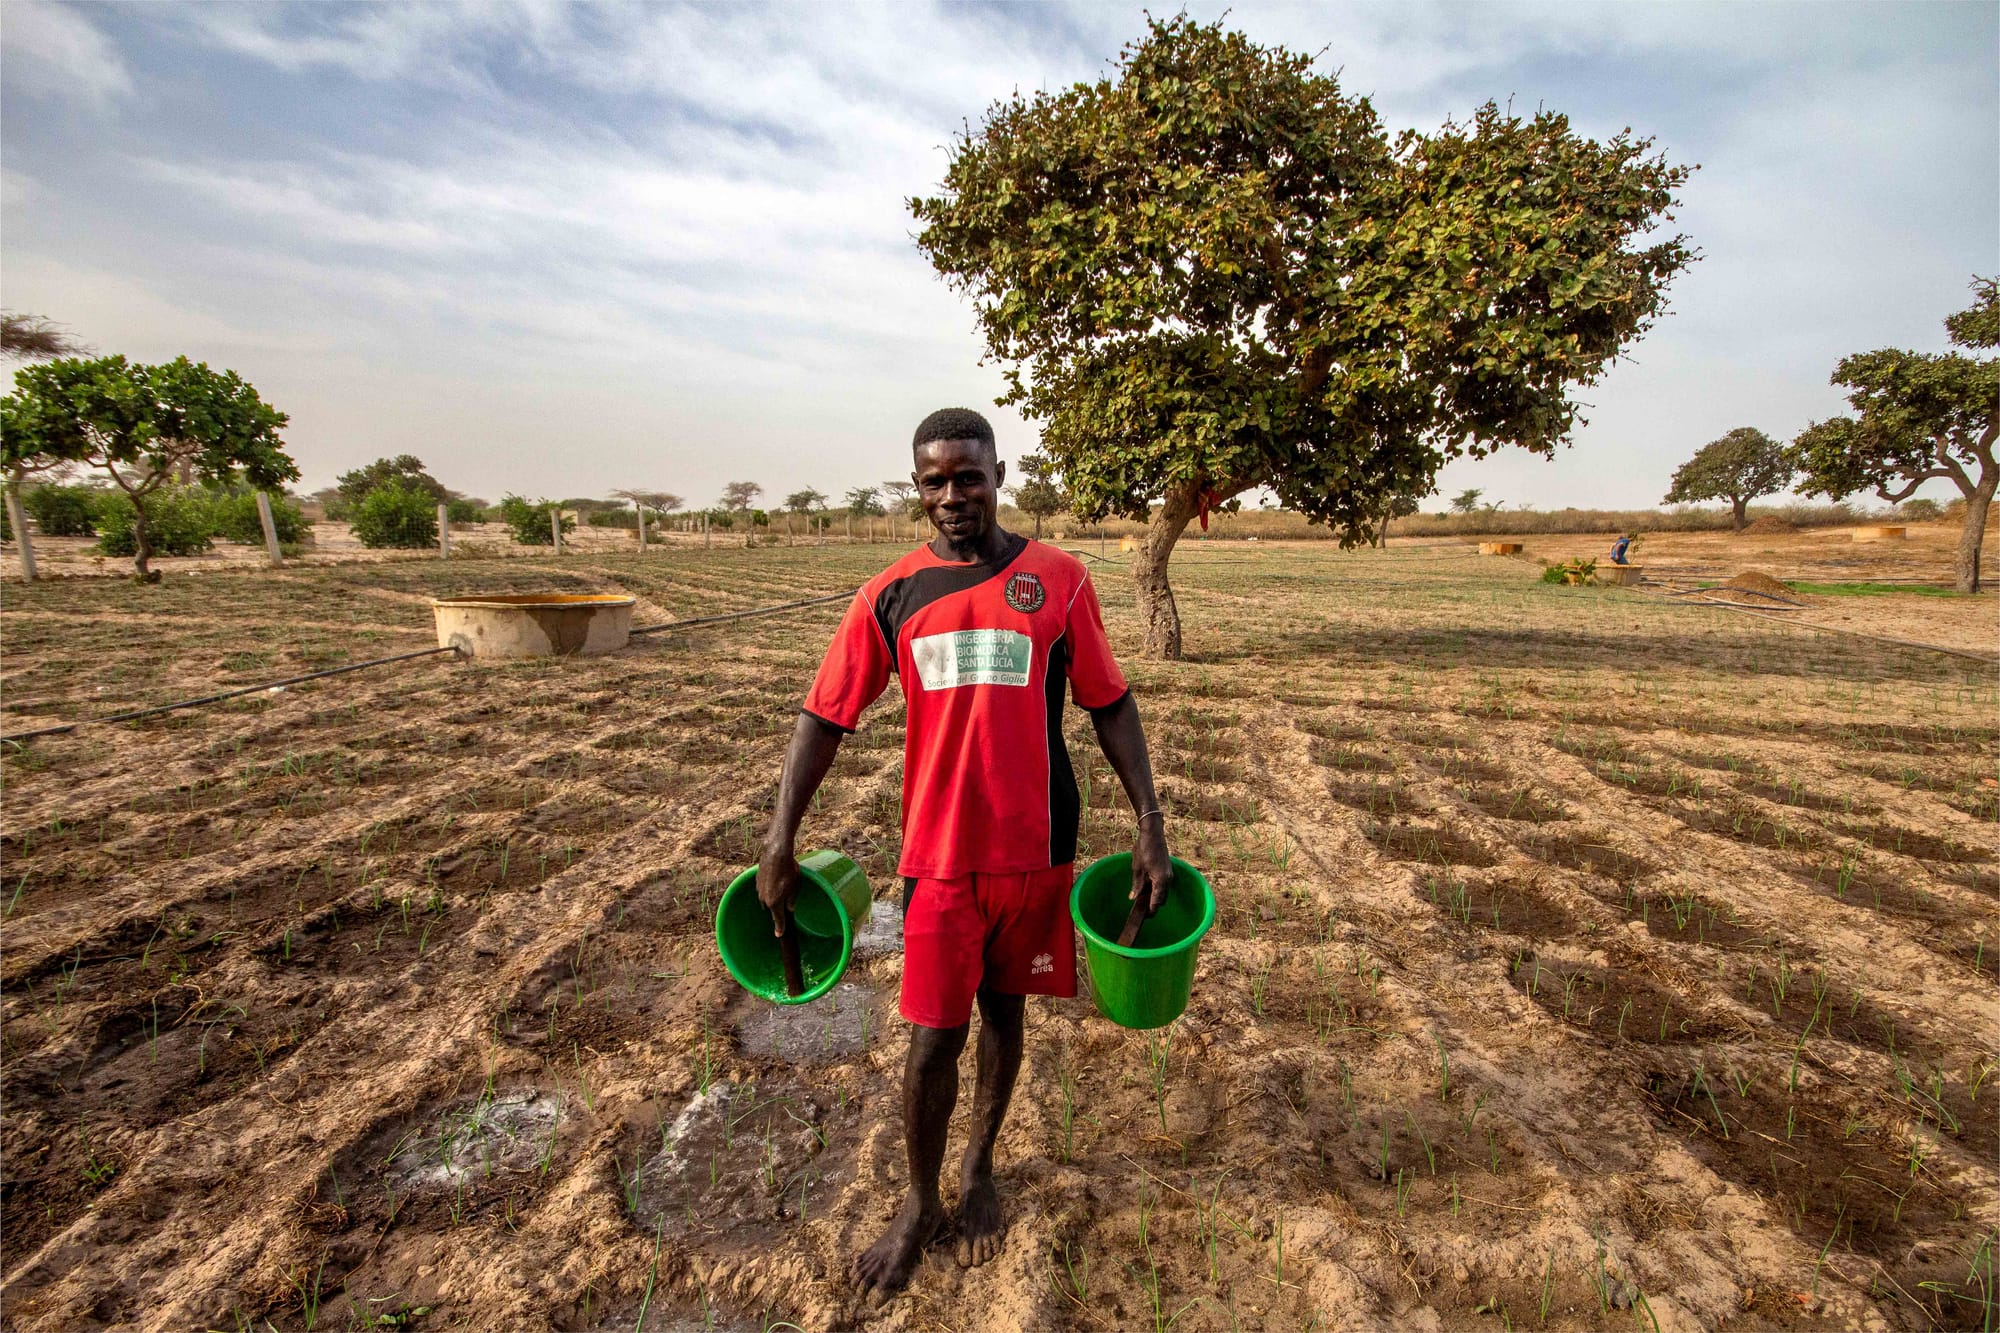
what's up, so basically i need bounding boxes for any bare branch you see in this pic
[1873,470,1954,504]
[1929,437,1975,494]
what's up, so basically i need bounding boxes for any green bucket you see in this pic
[1070,853,1216,1030]
[715,849,872,1005]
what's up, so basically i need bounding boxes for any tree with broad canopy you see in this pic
[720,480,764,512]
[1449,489,1485,515]
[1009,451,1068,538]
[844,484,885,517]
[784,487,828,514]
[1790,277,1997,593]
[1663,427,1793,531]
[337,455,448,507]
[2,355,295,579]
[912,16,1694,657]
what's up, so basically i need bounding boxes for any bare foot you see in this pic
[955,1170,1005,1267]
[852,1193,943,1304]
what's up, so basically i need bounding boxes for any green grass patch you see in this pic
[1789,582,1966,599]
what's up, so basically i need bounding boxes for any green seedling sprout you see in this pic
[1405,1110,1436,1176]
[289,1256,326,1332]
[1539,1248,1557,1324]
[634,1217,665,1333]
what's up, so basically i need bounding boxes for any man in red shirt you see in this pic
[757,408,1174,1303]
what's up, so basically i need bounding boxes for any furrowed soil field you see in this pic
[3,539,1995,1333]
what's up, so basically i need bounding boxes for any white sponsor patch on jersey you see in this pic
[911,628,1032,690]
[1031,952,1055,975]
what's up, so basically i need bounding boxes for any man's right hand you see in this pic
[756,842,804,937]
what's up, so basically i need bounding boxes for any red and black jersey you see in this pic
[804,534,1128,879]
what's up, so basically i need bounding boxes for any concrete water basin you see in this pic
[431,593,636,658]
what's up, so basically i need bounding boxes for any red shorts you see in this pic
[900,864,1076,1029]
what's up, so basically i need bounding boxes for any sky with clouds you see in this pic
[3,1,1993,513]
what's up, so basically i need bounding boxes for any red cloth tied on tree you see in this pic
[1197,487,1222,532]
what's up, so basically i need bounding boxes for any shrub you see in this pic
[498,494,574,545]
[1898,498,1942,522]
[95,486,217,557]
[587,508,639,528]
[445,497,484,524]
[23,484,101,536]
[212,490,306,545]
[1539,557,1597,585]
[350,480,439,548]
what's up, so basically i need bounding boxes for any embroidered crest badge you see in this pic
[1004,571,1046,614]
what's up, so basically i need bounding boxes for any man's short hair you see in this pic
[912,408,996,461]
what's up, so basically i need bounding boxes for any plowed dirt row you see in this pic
[3,543,1995,1333]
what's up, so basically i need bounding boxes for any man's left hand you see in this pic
[1128,820,1174,917]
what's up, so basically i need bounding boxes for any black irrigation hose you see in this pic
[627,589,855,636]
[0,645,460,745]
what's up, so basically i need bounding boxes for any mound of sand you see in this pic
[1739,515,1797,535]
[1723,570,1796,597]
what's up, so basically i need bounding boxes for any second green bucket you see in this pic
[715,849,872,1005]
[1070,853,1215,1030]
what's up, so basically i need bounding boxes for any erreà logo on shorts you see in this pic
[911,629,1032,690]
[1004,571,1045,613]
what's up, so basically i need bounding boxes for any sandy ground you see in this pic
[1,540,1995,1333]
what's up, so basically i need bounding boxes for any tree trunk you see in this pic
[1954,477,1993,594]
[1731,495,1748,531]
[1033,512,1043,539]
[1135,481,1202,661]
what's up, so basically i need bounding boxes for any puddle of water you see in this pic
[731,981,877,1062]
[389,1089,564,1189]
[851,896,902,958]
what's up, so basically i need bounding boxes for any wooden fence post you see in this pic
[551,510,562,553]
[6,481,38,581]
[438,504,450,559]
[635,501,647,551]
[256,492,283,565]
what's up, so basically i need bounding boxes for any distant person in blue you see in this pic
[1610,533,1635,565]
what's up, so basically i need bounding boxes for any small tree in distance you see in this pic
[351,480,439,549]
[880,479,921,522]
[337,455,448,508]
[1009,451,1067,538]
[844,484,884,517]
[1663,427,1793,531]
[612,489,682,539]
[1371,485,1425,547]
[721,481,763,513]
[497,495,572,545]
[1,355,296,579]
[1791,277,1997,593]
[1449,489,1485,515]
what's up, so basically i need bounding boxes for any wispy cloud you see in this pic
[2,1,134,110]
